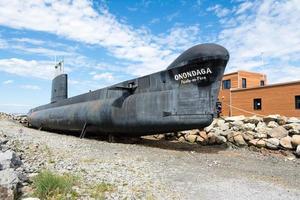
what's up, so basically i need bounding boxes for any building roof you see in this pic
[232,80,300,92]
[223,70,265,77]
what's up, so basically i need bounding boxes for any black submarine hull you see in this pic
[27,44,229,136]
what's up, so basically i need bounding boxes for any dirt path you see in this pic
[1,119,300,200]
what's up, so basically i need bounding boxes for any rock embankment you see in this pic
[0,135,29,200]
[168,115,300,156]
[0,112,27,125]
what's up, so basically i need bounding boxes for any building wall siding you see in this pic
[231,83,300,117]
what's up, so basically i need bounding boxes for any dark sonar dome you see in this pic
[167,43,229,69]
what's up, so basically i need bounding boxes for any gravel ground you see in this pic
[1,119,300,200]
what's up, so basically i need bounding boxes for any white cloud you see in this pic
[165,11,180,22]
[12,37,45,45]
[0,58,55,79]
[20,84,41,90]
[0,0,200,76]
[207,4,231,18]
[92,72,115,82]
[216,0,300,83]
[2,80,14,84]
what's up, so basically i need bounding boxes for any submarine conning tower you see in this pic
[51,61,68,103]
[167,43,229,69]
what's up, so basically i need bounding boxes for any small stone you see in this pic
[280,136,293,150]
[267,126,288,139]
[291,135,300,146]
[265,138,280,150]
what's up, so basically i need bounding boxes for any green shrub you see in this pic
[32,170,77,200]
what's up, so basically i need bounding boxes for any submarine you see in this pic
[27,43,229,138]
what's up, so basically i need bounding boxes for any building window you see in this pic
[260,80,265,86]
[242,78,247,88]
[296,96,300,109]
[222,80,231,89]
[253,98,262,110]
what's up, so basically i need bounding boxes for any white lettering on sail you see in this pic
[174,67,213,81]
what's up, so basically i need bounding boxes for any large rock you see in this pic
[178,136,186,142]
[219,129,231,137]
[204,119,217,132]
[249,139,266,148]
[267,126,288,139]
[0,150,22,170]
[230,120,244,131]
[243,116,262,125]
[280,136,293,149]
[265,138,280,150]
[207,132,217,144]
[263,115,280,124]
[185,134,197,143]
[217,120,229,131]
[196,136,207,145]
[188,130,199,135]
[287,117,300,124]
[199,131,208,140]
[283,123,300,135]
[215,135,227,144]
[291,135,300,146]
[255,122,271,135]
[0,169,20,200]
[296,145,300,157]
[243,123,256,131]
[267,121,279,128]
[252,132,267,139]
[227,132,246,146]
[224,115,245,122]
[242,131,254,141]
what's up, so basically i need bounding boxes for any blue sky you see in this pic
[0,0,300,113]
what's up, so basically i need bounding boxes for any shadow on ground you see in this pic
[23,123,227,154]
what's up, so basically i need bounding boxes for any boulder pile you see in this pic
[170,115,300,156]
[0,112,28,125]
[0,135,29,200]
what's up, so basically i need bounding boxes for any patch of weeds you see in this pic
[146,193,155,200]
[32,170,78,200]
[80,158,96,163]
[90,182,115,200]
[44,145,55,164]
